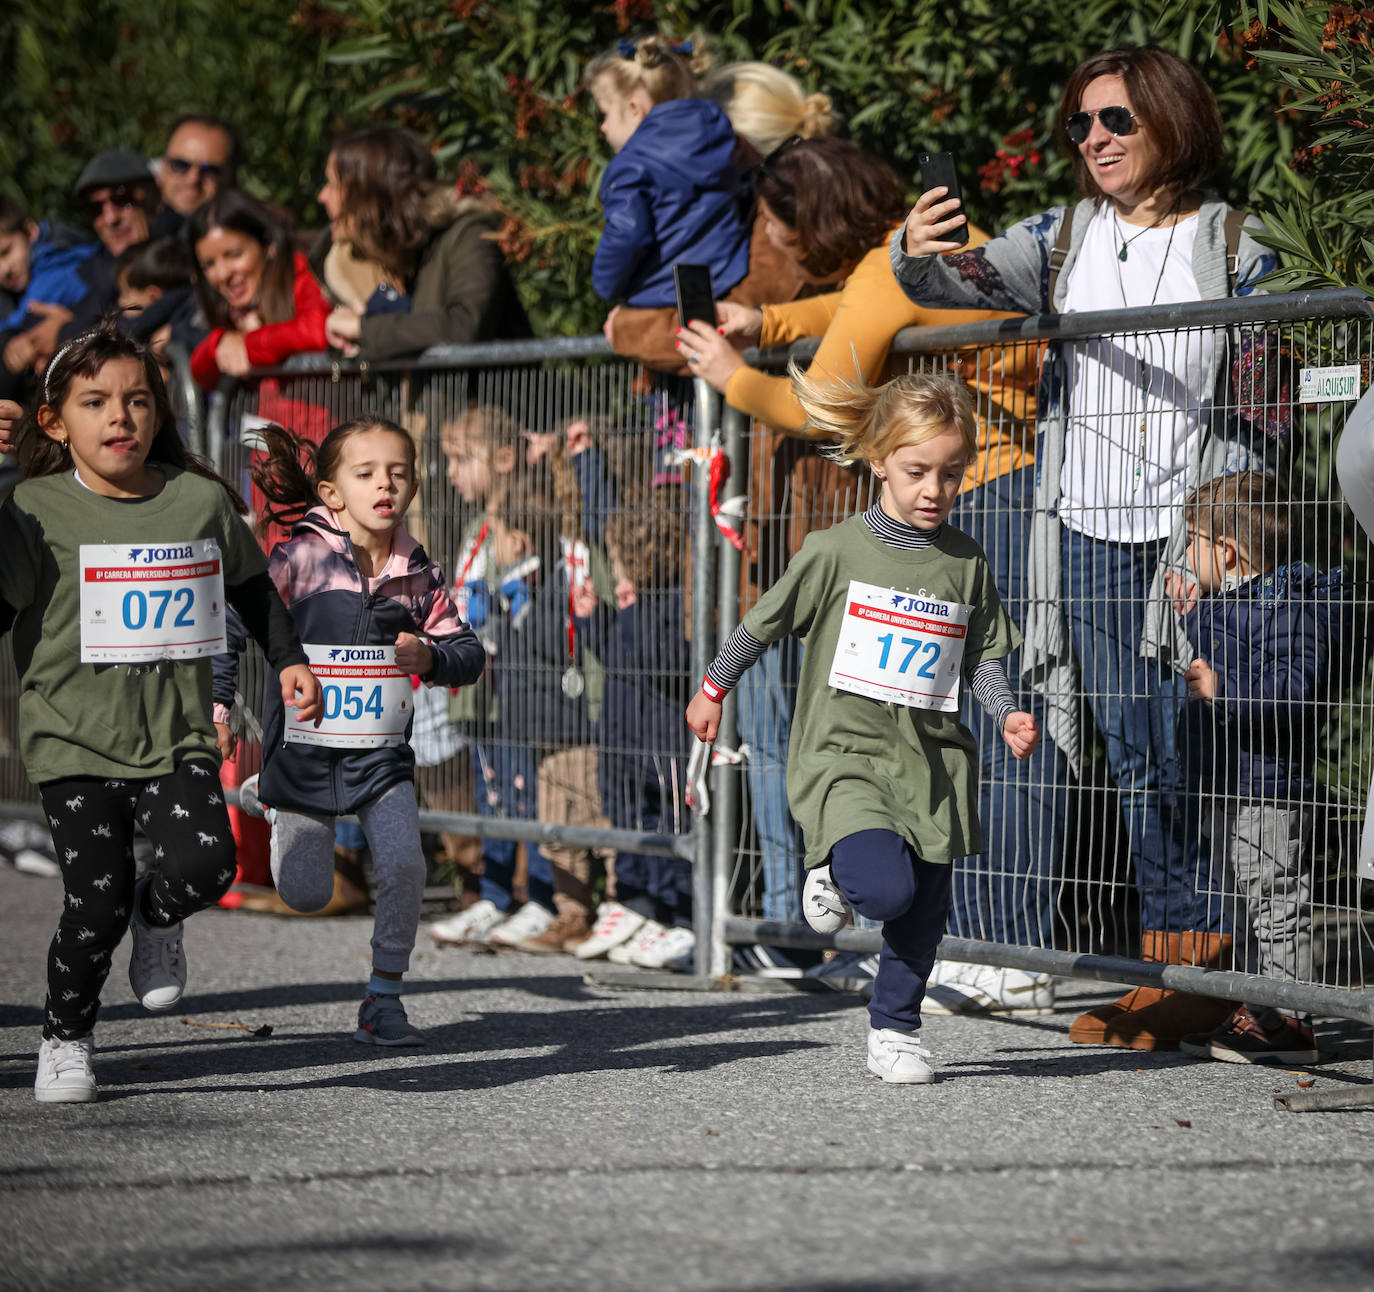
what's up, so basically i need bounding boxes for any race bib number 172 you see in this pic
[827,580,970,712]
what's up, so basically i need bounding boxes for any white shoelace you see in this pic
[46,1038,93,1075]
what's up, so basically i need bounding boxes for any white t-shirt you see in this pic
[1058,208,1216,543]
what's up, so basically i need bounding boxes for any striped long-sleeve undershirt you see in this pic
[703,505,1018,731]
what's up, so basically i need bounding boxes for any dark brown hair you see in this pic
[755,137,906,280]
[330,127,438,280]
[186,189,296,328]
[251,416,417,535]
[1184,470,1287,573]
[1057,46,1224,202]
[19,320,245,512]
[0,193,30,236]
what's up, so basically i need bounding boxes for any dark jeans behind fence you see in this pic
[949,465,1067,947]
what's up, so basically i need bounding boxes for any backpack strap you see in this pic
[1223,207,1248,294]
[1047,207,1074,315]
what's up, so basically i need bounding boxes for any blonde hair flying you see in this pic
[792,365,978,467]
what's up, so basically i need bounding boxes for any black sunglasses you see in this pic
[1065,105,1137,146]
[165,156,225,180]
[85,186,143,218]
[753,133,804,190]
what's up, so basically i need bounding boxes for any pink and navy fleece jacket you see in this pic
[232,506,484,816]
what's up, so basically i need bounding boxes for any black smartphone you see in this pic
[674,262,717,329]
[917,151,968,247]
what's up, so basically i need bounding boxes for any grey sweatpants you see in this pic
[270,782,425,974]
[1207,800,1312,1016]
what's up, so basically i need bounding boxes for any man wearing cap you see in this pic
[0,151,166,386]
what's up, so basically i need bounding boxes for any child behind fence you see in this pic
[687,368,1039,1083]
[1173,470,1353,1067]
[568,427,692,967]
[427,406,602,951]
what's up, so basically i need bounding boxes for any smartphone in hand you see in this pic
[917,151,969,247]
[674,263,717,329]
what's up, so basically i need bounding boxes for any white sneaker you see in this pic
[14,848,61,878]
[923,964,1056,1016]
[573,901,646,960]
[128,878,187,1011]
[429,899,507,945]
[867,1027,935,1084]
[487,901,554,947]
[802,865,853,934]
[34,1035,97,1103]
[806,949,880,993]
[608,919,666,964]
[630,924,697,969]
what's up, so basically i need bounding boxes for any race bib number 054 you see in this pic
[80,539,227,663]
[827,580,969,712]
[285,644,413,749]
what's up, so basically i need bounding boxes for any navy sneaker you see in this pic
[353,994,426,1047]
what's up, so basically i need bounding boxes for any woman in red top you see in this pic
[188,189,333,548]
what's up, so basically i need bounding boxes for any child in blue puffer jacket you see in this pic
[1173,470,1354,1068]
[225,418,484,1046]
[585,35,749,309]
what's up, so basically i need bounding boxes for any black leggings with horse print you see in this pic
[38,759,237,1040]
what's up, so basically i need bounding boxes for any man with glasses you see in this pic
[156,115,238,219]
[0,150,160,393]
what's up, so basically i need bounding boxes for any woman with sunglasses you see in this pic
[891,45,1280,1053]
[677,136,1063,1009]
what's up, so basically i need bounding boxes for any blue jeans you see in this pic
[948,467,1067,947]
[1060,524,1224,934]
[736,639,804,922]
[601,754,692,927]
[830,830,953,1032]
[473,741,553,912]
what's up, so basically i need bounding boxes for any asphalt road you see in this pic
[2,863,1372,1292]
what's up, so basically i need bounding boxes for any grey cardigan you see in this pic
[890,197,1279,764]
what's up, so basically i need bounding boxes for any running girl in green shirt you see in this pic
[687,368,1039,1083]
[0,323,321,1103]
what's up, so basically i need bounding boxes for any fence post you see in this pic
[710,405,748,978]
[689,376,723,982]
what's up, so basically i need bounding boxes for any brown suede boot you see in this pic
[1069,931,1237,1051]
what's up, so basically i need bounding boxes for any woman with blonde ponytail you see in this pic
[687,368,1039,1085]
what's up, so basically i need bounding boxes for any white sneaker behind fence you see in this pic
[429,900,506,945]
[574,902,645,960]
[487,901,554,947]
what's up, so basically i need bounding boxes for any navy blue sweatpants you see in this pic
[829,829,953,1032]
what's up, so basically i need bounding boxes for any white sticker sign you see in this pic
[285,643,414,749]
[1299,365,1362,403]
[827,580,970,712]
[80,539,227,663]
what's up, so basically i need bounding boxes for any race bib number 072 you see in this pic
[80,539,227,663]
[827,580,969,712]
[285,643,414,749]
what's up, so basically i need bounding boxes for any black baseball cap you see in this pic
[72,150,155,197]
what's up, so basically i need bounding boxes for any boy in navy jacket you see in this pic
[1174,471,1352,1066]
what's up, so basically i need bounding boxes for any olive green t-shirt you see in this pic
[0,467,268,783]
[742,516,1018,868]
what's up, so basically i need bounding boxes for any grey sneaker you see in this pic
[353,994,426,1047]
[128,877,187,1011]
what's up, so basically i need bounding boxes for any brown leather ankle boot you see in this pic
[1069,931,1237,1051]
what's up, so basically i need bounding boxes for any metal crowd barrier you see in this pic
[0,290,1370,1040]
